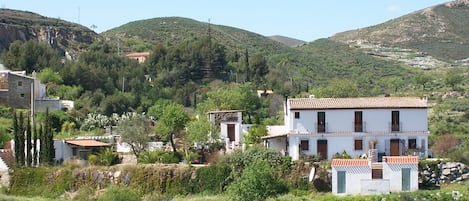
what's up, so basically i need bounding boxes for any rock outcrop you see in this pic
[0,9,102,58]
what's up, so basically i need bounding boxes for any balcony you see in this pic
[390,122,402,132]
[353,121,366,133]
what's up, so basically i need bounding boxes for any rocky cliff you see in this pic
[0,9,102,59]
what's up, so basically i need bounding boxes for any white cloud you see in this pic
[387,5,401,12]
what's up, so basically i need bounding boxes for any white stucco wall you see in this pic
[383,163,419,192]
[332,166,371,195]
[266,137,287,155]
[288,108,427,133]
[54,140,73,162]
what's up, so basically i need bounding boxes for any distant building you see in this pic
[256,89,273,97]
[126,52,150,64]
[0,70,73,111]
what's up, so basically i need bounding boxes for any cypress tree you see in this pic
[18,112,25,166]
[13,111,19,166]
[26,116,32,167]
[39,124,44,165]
[44,108,55,165]
[33,122,38,166]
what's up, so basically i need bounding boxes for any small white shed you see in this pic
[332,156,419,195]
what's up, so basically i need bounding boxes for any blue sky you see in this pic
[1,0,450,42]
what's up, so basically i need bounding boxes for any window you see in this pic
[17,81,23,87]
[391,111,400,131]
[408,139,417,149]
[354,111,363,132]
[372,168,383,179]
[20,93,25,98]
[317,112,325,133]
[300,140,309,151]
[294,112,300,119]
[354,139,363,150]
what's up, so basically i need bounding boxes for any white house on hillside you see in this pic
[263,97,429,160]
[208,110,252,151]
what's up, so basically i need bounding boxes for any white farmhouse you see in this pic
[263,97,429,160]
[331,156,419,195]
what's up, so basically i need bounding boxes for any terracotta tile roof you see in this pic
[383,156,419,164]
[289,97,428,110]
[65,139,111,147]
[332,159,369,167]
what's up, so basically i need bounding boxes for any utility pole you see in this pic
[122,77,125,93]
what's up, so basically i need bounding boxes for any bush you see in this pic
[88,154,98,165]
[224,146,291,176]
[97,185,141,201]
[97,148,119,166]
[193,163,231,194]
[138,150,182,164]
[226,160,288,201]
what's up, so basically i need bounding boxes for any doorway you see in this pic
[317,140,328,160]
[227,124,235,142]
[390,139,400,156]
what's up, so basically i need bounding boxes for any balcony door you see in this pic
[391,111,400,132]
[354,111,363,132]
[317,112,325,133]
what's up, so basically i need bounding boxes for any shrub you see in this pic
[226,160,288,201]
[224,146,291,176]
[97,148,119,166]
[138,150,182,164]
[193,163,231,194]
[88,154,98,165]
[97,185,141,201]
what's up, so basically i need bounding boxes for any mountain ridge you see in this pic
[330,0,469,62]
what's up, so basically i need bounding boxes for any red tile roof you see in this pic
[289,97,428,110]
[383,156,419,164]
[332,159,369,167]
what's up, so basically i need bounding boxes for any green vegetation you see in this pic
[0,6,468,201]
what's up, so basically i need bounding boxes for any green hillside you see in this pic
[330,1,469,62]
[102,17,294,55]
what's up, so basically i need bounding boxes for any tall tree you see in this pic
[26,116,32,167]
[250,54,269,87]
[186,116,218,146]
[33,122,38,166]
[117,113,152,158]
[17,112,25,166]
[244,48,250,82]
[155,103,189,152]
[13,111,19,165]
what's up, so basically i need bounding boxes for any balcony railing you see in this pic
[316,122,327,133]
[390,122,402,132]
[353,121,366,132]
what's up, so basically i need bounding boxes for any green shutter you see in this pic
[338,171,346,193]
[402,168,411,191]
